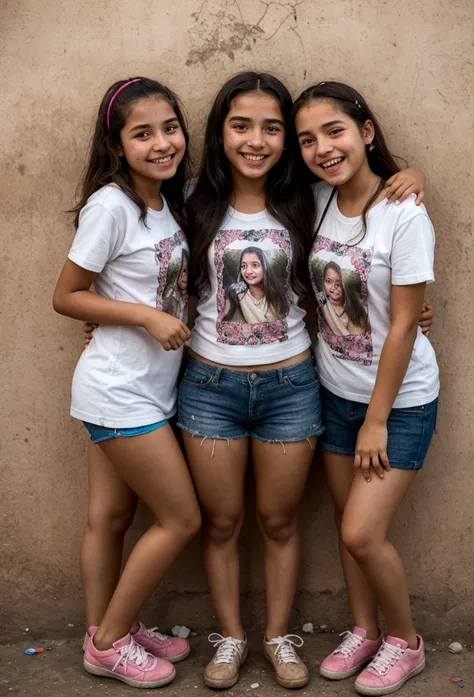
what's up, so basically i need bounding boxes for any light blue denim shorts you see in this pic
[177,354,324,443]
[83,420,168,444]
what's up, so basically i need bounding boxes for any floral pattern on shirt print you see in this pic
[310,236,373,365]
[215,229,292,345]
[154,230,189,323]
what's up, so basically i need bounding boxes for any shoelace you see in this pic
[266,634,304,664]
[113,637,157,674]
[333,630,364,658]
[208,633,244,665]
[142,626,169,642]
[369,641,404,676]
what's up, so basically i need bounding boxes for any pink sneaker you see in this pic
[82,626,98,652]
[320,627,382,680]
[84,633,176,688]
[132,622,190,663]
[355,635,425,695]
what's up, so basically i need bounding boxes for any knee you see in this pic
[87,506,136,537]
[258,512,298,544]
[341,522,378,560]
[170,506,202,542]
[204,512,243,544]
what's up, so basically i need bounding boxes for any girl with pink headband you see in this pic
[53,78,200,688]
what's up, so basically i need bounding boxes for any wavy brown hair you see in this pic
[71,77,191,231]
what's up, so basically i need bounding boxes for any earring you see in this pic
[368,143,375,152]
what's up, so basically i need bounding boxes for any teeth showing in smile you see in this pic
[321,157,343,168]
[150,155,173,164]
[242,154,266,161]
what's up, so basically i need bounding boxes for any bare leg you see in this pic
[253,438,315,640]
[323,451,379,639]
[81,444,137,627]
[182,433,248,640]
[342,468,418,648]
[92,425,201,650]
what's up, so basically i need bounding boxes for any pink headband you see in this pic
[106,79,141,130]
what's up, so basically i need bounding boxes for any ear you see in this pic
[362,119,375,146]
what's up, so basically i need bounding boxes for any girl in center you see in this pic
[179,72,427,690]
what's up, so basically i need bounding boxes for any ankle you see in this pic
[92,633,114,651]
[220,626,245,642]
[265,629,288,641]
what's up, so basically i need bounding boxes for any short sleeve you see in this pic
[391,211,435,285]
[68,201,123,273]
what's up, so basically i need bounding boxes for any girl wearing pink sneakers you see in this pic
[53,77,201,688]
[293,82,439,695]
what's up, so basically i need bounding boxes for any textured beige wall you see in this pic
[1,0,473,640]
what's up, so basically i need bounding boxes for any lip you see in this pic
[147,153,176,167]
[239,152,269,167]
[319,156,345,174]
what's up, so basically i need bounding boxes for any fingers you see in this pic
[415,191,425,205]
[355,452,372,482]
[421,328,430,337]
[371,453,385,479]
[385,181,410,204]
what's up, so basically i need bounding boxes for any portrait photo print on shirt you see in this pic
[155,229,189,323]
[215,228,292,346]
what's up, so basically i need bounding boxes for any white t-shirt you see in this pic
[309,182,439,408]
[68,184,189,427]
[189,207,311,365]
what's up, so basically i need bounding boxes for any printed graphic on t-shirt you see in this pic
[310,236,373,364]
[155,230,189,323]
[215,229,292,345]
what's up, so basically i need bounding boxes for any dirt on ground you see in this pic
[1,630,472,697]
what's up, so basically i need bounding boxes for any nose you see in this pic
[246,128,265,149]
[316,135,333,157]
[152,132,171,152]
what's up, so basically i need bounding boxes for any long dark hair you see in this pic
[224,246,289,321]
[323,261,368,332]
[71,77,191,231]
[186,72,314,296]
[291,81,402,241]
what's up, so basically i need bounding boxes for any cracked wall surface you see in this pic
[0,0,473,638]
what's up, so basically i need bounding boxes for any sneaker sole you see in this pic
[264,650,309,689]
[354,660,425,696]
[84,659,176,688]
[166,645,191,664]
[320,657,373,681]
[203,646,248,689]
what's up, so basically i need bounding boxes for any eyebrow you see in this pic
[229,116,285,126]
[128,117,179,132]
[297,120,345,137]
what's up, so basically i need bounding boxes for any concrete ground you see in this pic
[0,631,471,697]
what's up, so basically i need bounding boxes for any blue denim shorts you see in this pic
[83,419,168,444]
[320,386,438,470]
[177,355,324,443]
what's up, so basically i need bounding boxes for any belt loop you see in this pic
[212,367,222,385]
[277,368,284,385]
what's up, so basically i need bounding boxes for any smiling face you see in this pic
[295,99,374,186]
[241,252,264,287]
[324,267,344,305]
[222,92,286,184]
[118,96,186,191]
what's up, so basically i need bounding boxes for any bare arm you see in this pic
[53,259,191,351]
[354,282,426,481]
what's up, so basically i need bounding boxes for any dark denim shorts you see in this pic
[177,355,324,443]
[83,419,168,444]
[320,386,438,470]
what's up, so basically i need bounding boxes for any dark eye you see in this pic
[135,131,150,139]
[329,128,343,136]
[266,126,281,133]
[233,124,247,131]
[301,138,314,146]
[165,124,179,133]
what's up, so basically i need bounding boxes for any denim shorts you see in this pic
[177,355,324,443]
[83,419,168,444]
[320,386,438,470]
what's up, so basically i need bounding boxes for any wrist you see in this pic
[136,304,155,328]
[364,409,387,427]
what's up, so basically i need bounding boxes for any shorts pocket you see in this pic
[283,366,319,391]
[181,367,215,387]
